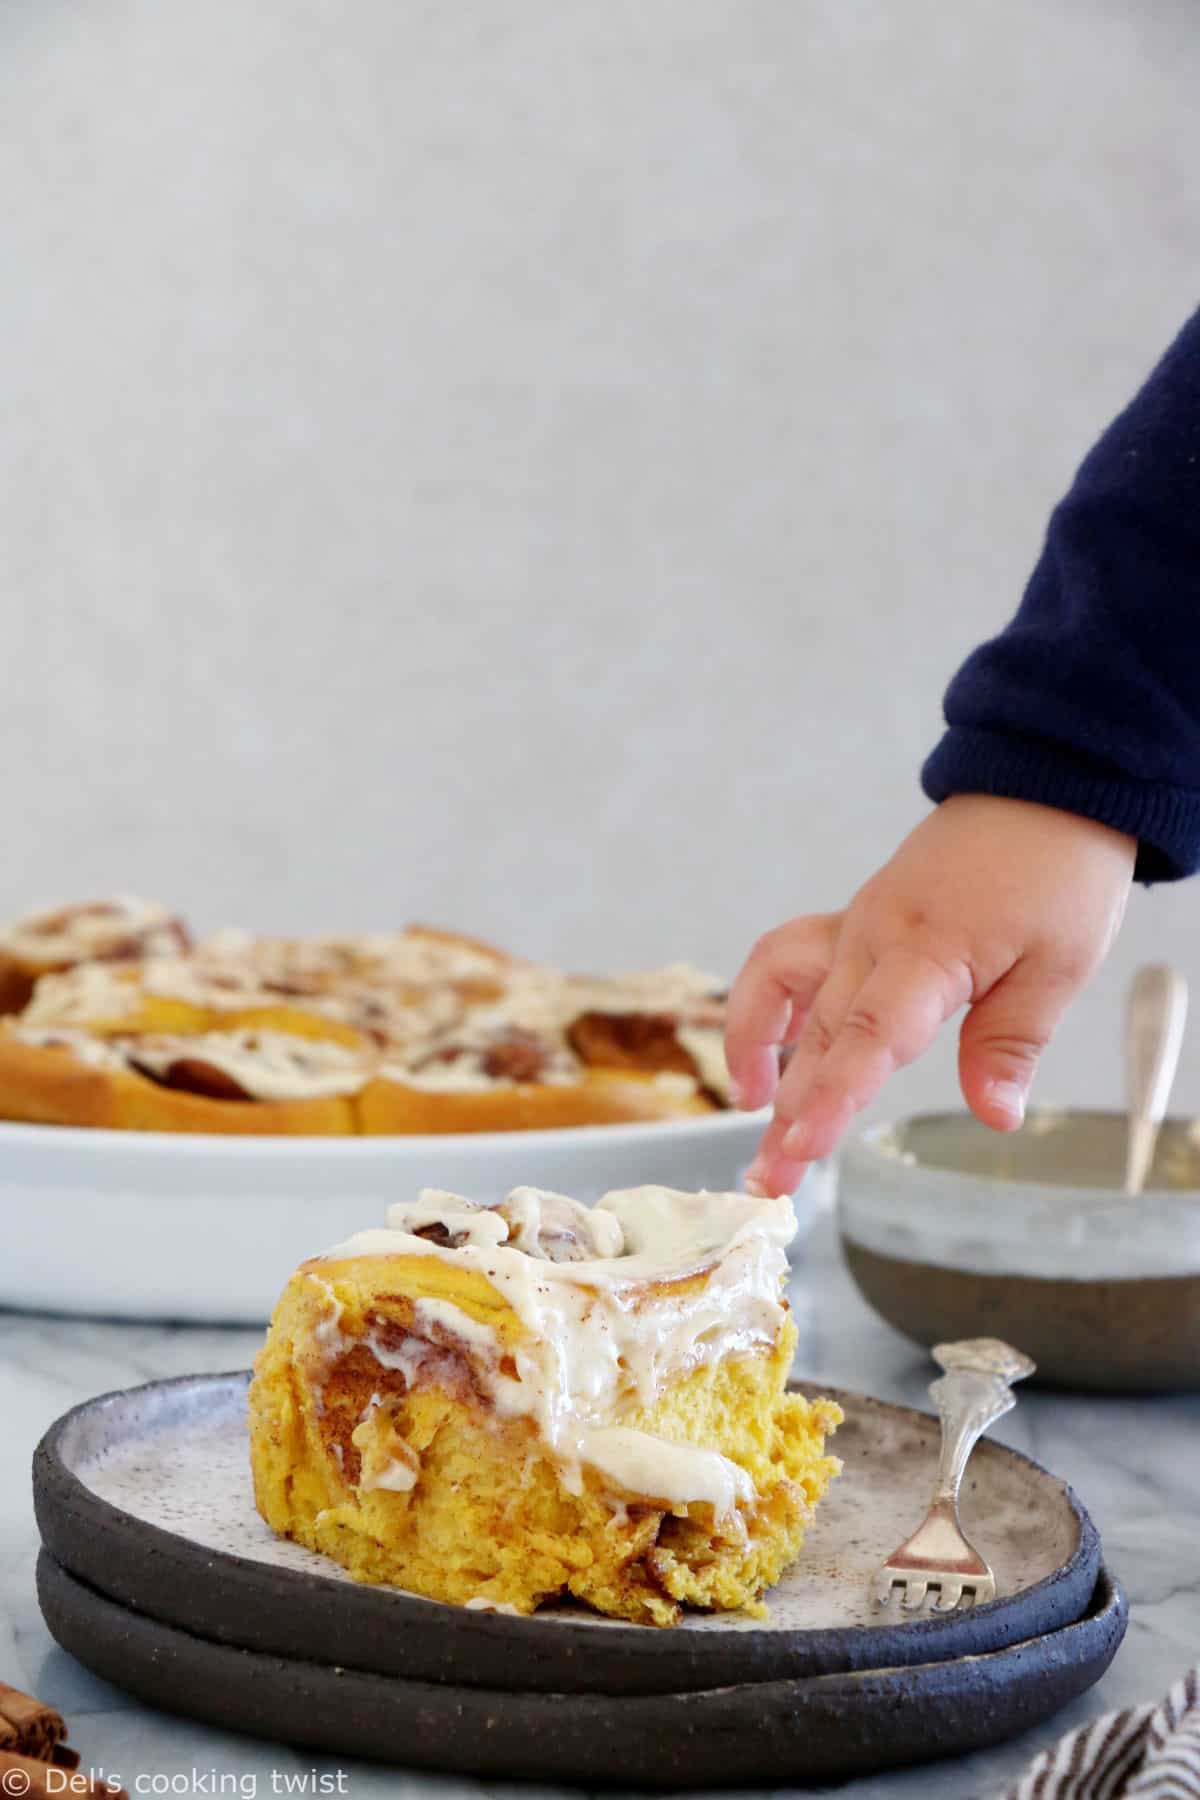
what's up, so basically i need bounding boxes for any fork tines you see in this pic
[875,1569,995,1612]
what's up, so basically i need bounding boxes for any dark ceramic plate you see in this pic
[34,1371,1102,1695]
[37,1552,1127,1788]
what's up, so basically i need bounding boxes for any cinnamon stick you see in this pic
[0,1748,127,1800]
[0,1684,65,1759]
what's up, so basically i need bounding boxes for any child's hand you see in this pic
[726,795,1136,1196]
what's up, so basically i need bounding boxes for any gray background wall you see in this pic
[2,0,1198,1123]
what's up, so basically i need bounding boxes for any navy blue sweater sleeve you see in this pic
[922,306,1200,882]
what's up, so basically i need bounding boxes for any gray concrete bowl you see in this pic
[838,1110,1200,1392]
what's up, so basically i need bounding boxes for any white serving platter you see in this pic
[0,1109,824,1323]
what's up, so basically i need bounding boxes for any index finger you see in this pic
[776,945,972,1161]
[724,915,839,1110]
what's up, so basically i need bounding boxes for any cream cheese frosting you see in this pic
[21,955,270,1026]
[0,896,184,966]
[559,963,724,1019]
[386,1020,582,1091]
[96,925,499,1027]
[199,927,507,989]
[21,962,144,1027]
[141,956,283,1011]
[379,961,726,1093]
[6,1024,128,1070]
[675,1023,733,1102]
[317,1185,796,1515]
[123,1029,371,1100]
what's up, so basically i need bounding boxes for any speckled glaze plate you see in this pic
[34,1372,1103,1696]
[36,1552,1127,1787]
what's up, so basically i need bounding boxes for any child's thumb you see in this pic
[957,960,1078,1131]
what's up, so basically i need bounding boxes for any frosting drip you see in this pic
[317,1185,796,1515]
[675,1024,733,1102]
[6,1024,127,1070]
[23,963,145,1027]
[124,1029,369,1100]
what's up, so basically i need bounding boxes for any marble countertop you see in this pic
[1,1211,1197,1800]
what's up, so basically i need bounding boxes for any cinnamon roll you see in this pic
[248,1185,841,1624]
[0,897,188,1014]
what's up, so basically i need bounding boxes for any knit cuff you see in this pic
[921,726,1200,884]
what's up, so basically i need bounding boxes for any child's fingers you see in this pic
[762,949,872,1145]
[723,915,840,1110]
[743,1115,811,1198]
[776,948,972,1161]
[742,953,865,1188]
[958,958,1079,1129]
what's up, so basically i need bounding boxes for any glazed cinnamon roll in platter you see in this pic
[357,966,725,1134]
[0,1026,368,1135]
[0,897,738,1137]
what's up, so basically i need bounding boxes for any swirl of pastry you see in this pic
[0,897,189,1013]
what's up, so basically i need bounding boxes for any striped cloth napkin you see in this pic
[1004,1668,1200,1798]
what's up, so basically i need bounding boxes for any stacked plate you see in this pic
[34,1370,1125,1787]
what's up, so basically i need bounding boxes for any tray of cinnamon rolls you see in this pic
[0,896,734,1137]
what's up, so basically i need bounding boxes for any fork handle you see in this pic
[929,1368,1017,1505]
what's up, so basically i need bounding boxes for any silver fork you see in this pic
[875,1337,1036,1613]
